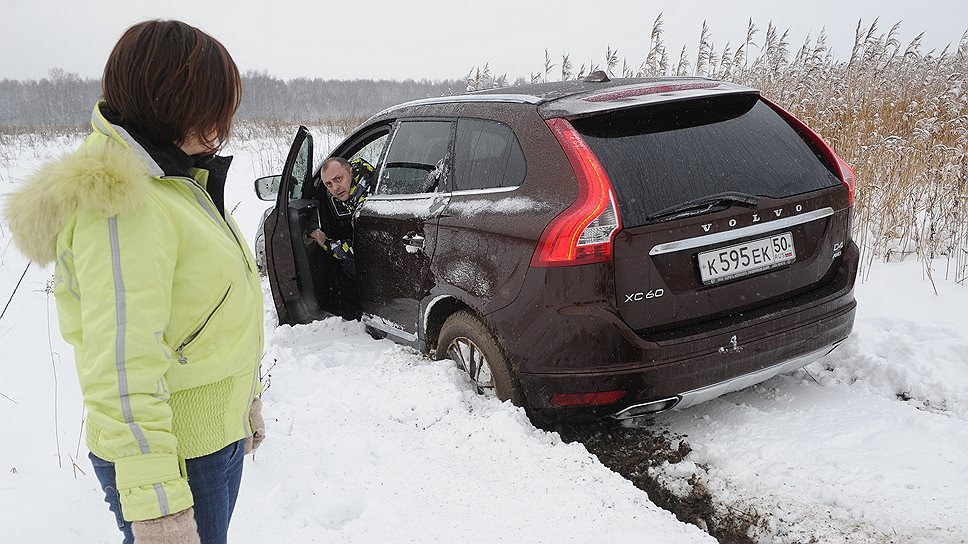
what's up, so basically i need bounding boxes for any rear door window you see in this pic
[453,118,526,191]
[378,120,454,195]
[573,95,841,228]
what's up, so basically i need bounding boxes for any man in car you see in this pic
[308,157,375,278]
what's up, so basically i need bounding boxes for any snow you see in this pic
[2,134,967,543]
[446,196,552,216]
[362,195,444,219]
[248,318,710,542]
[650,260,968,542]
[441,260,494,298]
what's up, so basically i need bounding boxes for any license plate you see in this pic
[698,232,796,284]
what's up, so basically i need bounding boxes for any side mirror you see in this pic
[255,175,282,201]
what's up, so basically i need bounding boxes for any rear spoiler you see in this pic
[538,80,758,120]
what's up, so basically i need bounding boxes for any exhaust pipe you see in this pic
[610,396,681,426]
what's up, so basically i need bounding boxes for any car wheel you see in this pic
[436,310,524,406]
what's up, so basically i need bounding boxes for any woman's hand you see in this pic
[245,397,266,454]
[132,508,200,544]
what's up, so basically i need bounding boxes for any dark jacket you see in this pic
[322,158,374,260]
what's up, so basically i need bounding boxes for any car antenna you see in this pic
[582,70,610,83]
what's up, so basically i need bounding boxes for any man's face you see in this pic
[322,162,353,201]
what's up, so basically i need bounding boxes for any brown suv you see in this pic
[255,76,859,425]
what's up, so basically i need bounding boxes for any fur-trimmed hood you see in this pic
[3,135,152,265]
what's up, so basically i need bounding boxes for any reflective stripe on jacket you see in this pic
[2,103,264,521]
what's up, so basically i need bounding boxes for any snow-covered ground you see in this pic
[650,260,968,542]
[1,134,966,543]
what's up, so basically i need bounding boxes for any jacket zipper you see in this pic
[175,286,231,364]
[164,176,254,273]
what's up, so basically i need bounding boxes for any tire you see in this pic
[436,310,525,406]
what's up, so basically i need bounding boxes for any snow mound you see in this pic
[238,316,713,542]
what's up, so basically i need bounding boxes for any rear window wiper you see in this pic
[644,191,760,223]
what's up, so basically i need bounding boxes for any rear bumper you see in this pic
[516,296,856,419]
[612,339,844,420]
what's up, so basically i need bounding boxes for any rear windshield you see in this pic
[572,95,841,227]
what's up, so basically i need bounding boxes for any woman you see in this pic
[3,20,265,544]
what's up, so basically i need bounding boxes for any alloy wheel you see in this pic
[446,336,496,397]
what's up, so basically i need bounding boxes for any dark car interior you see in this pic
[292,126,393,321]
[296,170,362,320]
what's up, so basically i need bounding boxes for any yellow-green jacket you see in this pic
[2,104,264,521]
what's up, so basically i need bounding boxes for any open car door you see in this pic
[262,126,339,324]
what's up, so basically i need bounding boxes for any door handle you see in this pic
[402,232,425,251]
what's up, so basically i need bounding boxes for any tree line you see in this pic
[0,69,465,127]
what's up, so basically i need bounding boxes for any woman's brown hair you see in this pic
[102,20,241,151]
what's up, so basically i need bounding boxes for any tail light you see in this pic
[761,97,855,206]
[530,118,622,267]
[837,157,856,204]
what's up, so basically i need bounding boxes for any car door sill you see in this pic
[362,314,418,342]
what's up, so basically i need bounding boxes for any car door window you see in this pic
[287,133,313,201]
[351,133,389,166]
[378,121,454,195]
[328,127,391,217]
[453,118,526,192]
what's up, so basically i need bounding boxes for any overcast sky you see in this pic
[2,0,965,82]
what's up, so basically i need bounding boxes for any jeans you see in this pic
[90,438,246,544]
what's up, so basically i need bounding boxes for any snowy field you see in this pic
[1,134,966,543]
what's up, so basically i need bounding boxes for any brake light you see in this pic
[530,118,622,267]
[837,157,856,205]
[761,97,855,206]
[550,390,627,407]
